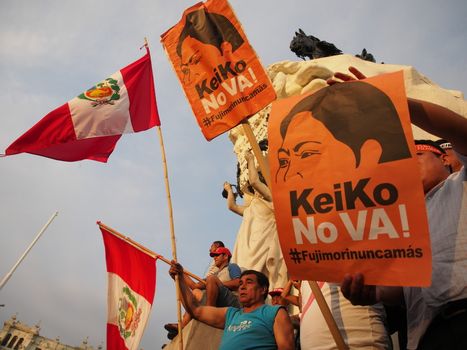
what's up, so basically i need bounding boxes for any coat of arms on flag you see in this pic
[117,285,144,339]
[78,78,121,106]
[99,222,156,350]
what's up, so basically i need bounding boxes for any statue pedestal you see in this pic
[163,319,223,350]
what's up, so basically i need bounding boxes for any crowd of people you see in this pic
[163,67,467,350]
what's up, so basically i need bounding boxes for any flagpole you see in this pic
[144,36,184,348]
[156,125,185,348]
[97,222,205,283]
[0,211,58,291]
[241,119,348,350]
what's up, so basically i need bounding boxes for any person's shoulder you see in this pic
[256,305,285,324]
[227,263,241,278]
[226,305,240,313]
[228,262,240,269]
[204,260,218,278]
[258,304,283,317]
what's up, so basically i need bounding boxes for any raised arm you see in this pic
[328,66,467,156]
[223,182,245,216]
[273,308,295,350]
[182,273,206,290]
[169,261,227,329]
[407,98,467,155]
[245,151,272,201]
[281,280,300,307]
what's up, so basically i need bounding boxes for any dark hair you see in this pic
[257,171,267,186]
[212,241,224,247]
[240,270,269,300]
[176,8,244,58]
[259,139,269,152]
[279,81,412,167]
[221,184,240,199]
[236,162,244,198]
[415,139,445,155]
[435,139,448,145]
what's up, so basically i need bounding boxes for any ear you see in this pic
[440,153,450,166]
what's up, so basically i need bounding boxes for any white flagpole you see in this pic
[0,211,58,290]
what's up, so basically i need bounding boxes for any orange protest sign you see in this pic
[268,71,432,286]
[161,0,276,141]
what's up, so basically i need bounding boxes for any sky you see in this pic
[0,0,466,349]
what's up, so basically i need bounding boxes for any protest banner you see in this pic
[268,71,432,286]
[161,0,276,141]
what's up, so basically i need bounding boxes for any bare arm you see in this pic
[340,273,404,306]
[408,98,467,155]
[273,308,295,350]
[281,280,300,307]
[222,277,240,291]
[182,273,206,290]
[284,295,300,307]
[329,66,467,155]
[224,182,245,216]
[281,279,294,297]
[169,261,227,329]
[246,151,272,201]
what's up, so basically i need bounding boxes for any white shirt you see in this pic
[300,282,388,349]
[404,154,467,349]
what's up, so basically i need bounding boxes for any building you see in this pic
[0,315,100,350]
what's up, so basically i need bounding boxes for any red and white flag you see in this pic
[3,48,160,162]
[100,224,156,350]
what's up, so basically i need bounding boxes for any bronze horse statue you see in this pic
[290,29,376,62]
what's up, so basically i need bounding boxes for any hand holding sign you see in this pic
[326,66,368,85]
[341,273,377,306]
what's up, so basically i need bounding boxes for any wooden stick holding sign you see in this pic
[241,120,271,189]
[242,120,348,350]
[147,35,184,350]
[156,125,184,349]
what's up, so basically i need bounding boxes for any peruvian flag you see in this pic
[3,47,160,162]
[100,223,156,350]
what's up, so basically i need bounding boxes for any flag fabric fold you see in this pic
[100,224,156,350]
[4,48,160,162]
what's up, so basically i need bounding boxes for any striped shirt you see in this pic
[404,153,467,349]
